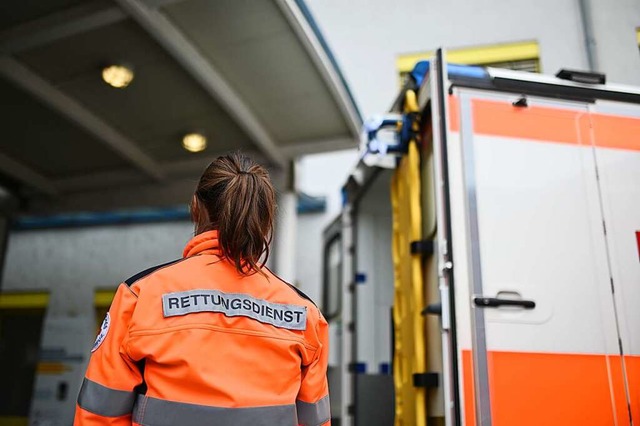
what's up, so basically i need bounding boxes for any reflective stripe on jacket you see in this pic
[74,230,330,426]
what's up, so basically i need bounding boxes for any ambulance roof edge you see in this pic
[408,60,640,104]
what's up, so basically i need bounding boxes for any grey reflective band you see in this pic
[162,289,307,330]
[133,395,296,426]
[296,395,331,426]
[77,378,136,417]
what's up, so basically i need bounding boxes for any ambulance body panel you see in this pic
[326,54,640,425]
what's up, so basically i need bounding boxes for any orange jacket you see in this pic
[75,231,330,426]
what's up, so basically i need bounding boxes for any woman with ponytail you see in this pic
[75,153,330,426]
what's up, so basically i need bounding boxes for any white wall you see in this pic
[590,0,640,83]
[305,0,640,119]
[295,149,359,303]
[295,0,640,308]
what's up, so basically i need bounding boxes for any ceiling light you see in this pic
[182,133,207,153]
[102,64,134,88]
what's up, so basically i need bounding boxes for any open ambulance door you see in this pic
[322,216,345,425]
[588,100,640,423]
[431,50,639,426]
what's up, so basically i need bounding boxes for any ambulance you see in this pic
[322,50,640,426]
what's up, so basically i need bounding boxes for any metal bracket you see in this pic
[348,362,366,374]
[413,372,439,388]
[410,239,435,255]
[421,303,442,316]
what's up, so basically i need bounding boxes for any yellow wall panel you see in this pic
[0,292,49,309]
[397,40,539,73]
[94,289,117,308]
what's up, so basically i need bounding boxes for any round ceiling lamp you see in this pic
[102,64,134,88]
[182,133,207,153]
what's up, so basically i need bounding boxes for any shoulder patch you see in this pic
[124,258,184,286]
[91,312,110,353]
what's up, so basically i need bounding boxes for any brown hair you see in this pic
[192,153,276,276]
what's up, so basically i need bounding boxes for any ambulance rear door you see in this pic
[443,83,629,425]
[589,99,640,422]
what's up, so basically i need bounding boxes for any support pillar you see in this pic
[274,160,297,283]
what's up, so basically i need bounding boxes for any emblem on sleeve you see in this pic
[91,312,110,353]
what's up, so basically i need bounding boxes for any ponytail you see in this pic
[193,153,276,276]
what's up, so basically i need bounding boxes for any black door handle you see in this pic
[474,297,535,309]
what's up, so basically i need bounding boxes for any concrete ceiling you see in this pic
[0,0,361,214]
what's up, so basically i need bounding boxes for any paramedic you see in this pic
[74,153,330,426]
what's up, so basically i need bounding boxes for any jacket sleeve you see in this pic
[74,283,143,425]
[297,310,331,426]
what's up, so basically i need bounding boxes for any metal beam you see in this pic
[53,151,270,193]
[280,136,356,158]
[33,178,199,214]
[0,1,126,54]
[162,154,271,176]
[53,169,146,193]
[275,0,362,139]
[0,151,57,196]
[114,0,286,168]
[141,0,189,9]
[0,57,164,180]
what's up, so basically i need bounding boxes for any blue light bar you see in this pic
[409,61,490,87]
[447,63,489,79]
[410,61,430,87]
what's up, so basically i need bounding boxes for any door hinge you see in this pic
[421,303,442,316]
[410,239,435,255]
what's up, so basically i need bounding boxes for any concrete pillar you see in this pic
[0,186,18,291]
[274,160,297,284]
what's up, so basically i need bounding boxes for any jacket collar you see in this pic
[183,230,221,258]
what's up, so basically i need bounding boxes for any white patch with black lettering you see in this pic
[92,312,110,353]
[162,289,307,330]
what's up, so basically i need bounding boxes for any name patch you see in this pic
[162,289,307,331]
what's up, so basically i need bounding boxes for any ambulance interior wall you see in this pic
[355,169,394,373]
[305,0,640,120]
[353,169,395,426]
[0,221,194,423]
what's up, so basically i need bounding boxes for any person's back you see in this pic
[74,154,330,426]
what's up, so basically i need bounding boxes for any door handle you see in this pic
[474,297,536,309]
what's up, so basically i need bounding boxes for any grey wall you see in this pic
[590,0,640,83]
[1,221,194,423]
[2,221,194,318]
[306,0,640,118]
